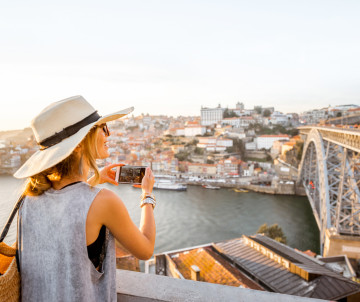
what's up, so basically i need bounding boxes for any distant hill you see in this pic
[0,128,33,145]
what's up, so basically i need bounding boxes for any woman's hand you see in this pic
[88,163,124,186]
[141,167,155,194]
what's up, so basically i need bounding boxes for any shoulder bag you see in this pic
[0,195,24,302]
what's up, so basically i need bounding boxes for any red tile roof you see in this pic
[169,246,263,289]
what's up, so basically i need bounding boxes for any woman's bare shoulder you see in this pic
[92,188,124,208]
[95,187,118,199]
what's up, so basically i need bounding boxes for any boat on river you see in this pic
[202,184,220,190]
[153,179,187,191]
[234,188,249,193]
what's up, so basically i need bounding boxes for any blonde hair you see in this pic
[23,126,102,196]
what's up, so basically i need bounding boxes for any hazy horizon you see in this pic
[1,0,359,131]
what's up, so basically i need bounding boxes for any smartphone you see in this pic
[116,166,146,184]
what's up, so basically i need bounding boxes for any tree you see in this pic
[223,108,238,118]
[185,139,199,147]
[254,106,262,114]
[257,223,287,244]
[194,147,204,155]
[336,112,342,117]
[263,109,271,117]
[175,151,190,161]
[295,140,304,161]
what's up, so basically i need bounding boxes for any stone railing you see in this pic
[116,270,328,302]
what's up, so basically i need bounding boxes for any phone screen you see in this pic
[117,166,146,184]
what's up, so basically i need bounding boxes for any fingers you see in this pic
[105,176,118,186]
[142,167,155,193]
[106,163,125,170]
[145,167,154,179]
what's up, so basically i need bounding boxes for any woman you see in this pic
[14,95,156,301]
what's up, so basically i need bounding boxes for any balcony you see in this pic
[116,270,329,302]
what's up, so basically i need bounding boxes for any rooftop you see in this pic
[214,235,360,301]
[168,246,263,289]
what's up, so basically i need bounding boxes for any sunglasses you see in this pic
[99,123,110,136]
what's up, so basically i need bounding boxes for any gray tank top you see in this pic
[19,182,116,302]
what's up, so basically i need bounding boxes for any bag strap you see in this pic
[0,195,25,243]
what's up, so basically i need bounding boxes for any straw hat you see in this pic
[14,95,133,179]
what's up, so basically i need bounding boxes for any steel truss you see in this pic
[298,128,360,250]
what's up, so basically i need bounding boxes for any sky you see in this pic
[0,0,359,131]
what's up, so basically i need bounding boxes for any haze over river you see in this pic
[0,175,320,254]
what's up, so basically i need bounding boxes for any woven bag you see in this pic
[0,242,20,302]
[0,195,24,302]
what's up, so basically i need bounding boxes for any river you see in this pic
[0,175,320,254]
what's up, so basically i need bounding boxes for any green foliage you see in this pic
[245,157,271,162]
[203,131,213,137]
[254,106,262,114]
[206,159,215,164]
[185,139,199,147]
[257,223,287,244]
[223,108,238,118]
[194,147,204,155]
[175,151,191,161]
[295,141,304,161]
[248,123,298,136]
[336,112,342,117]
[227,138,245,159]
[262,109,271,117]
[226,146,235,153]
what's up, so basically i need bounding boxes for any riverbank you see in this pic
[186,180,306,196]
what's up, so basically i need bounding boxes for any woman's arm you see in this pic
[87,167,156,260]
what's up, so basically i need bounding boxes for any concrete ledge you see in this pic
[116,269,328,302]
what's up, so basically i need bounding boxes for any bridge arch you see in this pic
[298,127,360,255]
[298,129,330,250]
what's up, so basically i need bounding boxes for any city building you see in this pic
[271,139,290,158]
[217,157,242,176]
[256,135,290,150]
[222,116,255,128]
[197,137,233,152]
[201,105,225,126]
[184,125,206,137]
[187,163,217,176]
[270,111,290,125]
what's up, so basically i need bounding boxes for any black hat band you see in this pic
[38,111,101,150]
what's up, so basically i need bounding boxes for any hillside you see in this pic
[0,128,33,145]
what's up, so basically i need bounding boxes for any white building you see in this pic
[201,105,225,126]
[197,137,233,152]
[256,135,290,150]
[245,141,256,150]
[270,111,289,125]
[222,117,241,128]
[216,138,233,147]
[226,130,246,139]
[184,125,206,137]
[175,128,185,136]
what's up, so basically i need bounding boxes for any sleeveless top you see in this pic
[19,182,116,302]
[58,181,106,267]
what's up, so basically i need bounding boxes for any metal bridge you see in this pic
[297,126,360,254]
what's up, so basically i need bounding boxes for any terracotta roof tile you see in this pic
[169,246,263,289]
